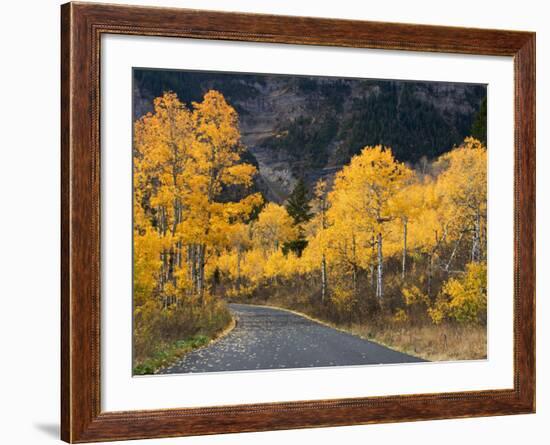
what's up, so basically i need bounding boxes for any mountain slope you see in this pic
[134,69,486,202]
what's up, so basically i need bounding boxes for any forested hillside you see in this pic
[134,69,486,202]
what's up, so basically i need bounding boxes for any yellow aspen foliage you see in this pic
[253,203,297,253]
[133,89,259,307]
[435,137,487,262]
[393,308,409,323]
[133,228,163,306]
[327,145,412,262]
[402,285,429,307]
[331,145,413,226]
[330,284,356,317]
[430,262,487,324]
[327,146,413,299]
[239,248,267,285]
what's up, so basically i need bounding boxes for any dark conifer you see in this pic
[471,96,487,145]
[285,178,312,225]
[284,179,312,256]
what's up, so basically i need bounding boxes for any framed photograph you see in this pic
[61,2,535,442]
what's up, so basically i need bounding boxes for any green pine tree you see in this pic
[471,96,487,145]
[284,178,312,257]
[285,178,312,225]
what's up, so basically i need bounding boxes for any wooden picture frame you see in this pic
[61,2,535,442]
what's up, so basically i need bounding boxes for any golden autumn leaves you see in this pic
[134,89,487,339]
[307,138,487,322]
[133,90,262,309]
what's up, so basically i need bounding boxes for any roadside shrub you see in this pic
[133,294,231,364]
[430,262,487,324]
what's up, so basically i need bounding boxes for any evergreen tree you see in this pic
[471,96,487,145]
[285,178,312,225]
[284,178,312,256]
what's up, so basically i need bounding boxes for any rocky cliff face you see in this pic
[134,70,486,202]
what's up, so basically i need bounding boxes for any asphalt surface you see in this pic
[160,303,425,374]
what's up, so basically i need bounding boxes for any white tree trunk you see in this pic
[351,233,357,293]
[190,244,197,294]
[427,253,433,298]
[370,235,375,291]
[401,219,407,280]
[471,209,481,262]
[445,231,464,272]
[376,232,383,300]
[197,244,206,303]
[321,253,327,303]
[236,247,242,291]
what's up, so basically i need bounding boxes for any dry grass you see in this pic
[133,297,232,370]
[133,316,236,375]
[347,321,487,362]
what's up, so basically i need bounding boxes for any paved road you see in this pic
[160,303,424,374]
